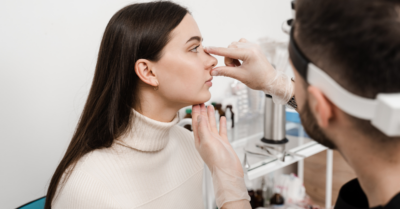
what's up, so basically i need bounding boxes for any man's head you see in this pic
[292,0,400,150]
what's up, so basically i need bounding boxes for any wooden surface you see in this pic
[304,150,357,207]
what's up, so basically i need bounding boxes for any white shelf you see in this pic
[223,113,328,180]
[217,114,332,208]
[246,141,327,180]
[226,115,328,180]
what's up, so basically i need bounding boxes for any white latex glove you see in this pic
[192,104,251,209]
[205,38,294,105]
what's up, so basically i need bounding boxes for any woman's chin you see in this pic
[190,91,211,105]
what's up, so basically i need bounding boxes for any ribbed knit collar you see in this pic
[117,109,179,152]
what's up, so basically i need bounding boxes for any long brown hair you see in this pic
[45,2,188,208]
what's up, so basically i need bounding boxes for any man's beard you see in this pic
[299,100,337,149]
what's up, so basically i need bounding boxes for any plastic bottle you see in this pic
[261,177,268,206]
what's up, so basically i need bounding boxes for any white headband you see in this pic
[307,63,400,136]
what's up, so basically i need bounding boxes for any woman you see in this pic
[45,1,217,208]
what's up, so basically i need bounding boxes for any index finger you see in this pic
[205,46,247,61]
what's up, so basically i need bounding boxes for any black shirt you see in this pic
[335,179,400,209]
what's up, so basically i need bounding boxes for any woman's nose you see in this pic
[204,53,218,70]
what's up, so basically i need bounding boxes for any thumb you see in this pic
[211,66,244,80]
[196,115,212,145]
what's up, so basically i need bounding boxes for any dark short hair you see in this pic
[295,0,400,139]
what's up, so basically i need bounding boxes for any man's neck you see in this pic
[334,129,400,207]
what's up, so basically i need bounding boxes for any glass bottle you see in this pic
[183,108,192,131]
[226,105,235,128]
[215,103,225,117]
[270,192,284,208]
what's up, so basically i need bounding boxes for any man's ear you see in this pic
[135,59,159,87]
[307,86,334,128]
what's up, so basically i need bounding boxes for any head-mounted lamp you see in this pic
[288,25,400,137]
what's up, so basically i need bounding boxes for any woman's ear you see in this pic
[307,86,334,128]
[135,59,159,87]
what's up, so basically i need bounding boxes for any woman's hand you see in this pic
[205,38,294,105]
[192,104,251,209]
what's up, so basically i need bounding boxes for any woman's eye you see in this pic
[190,45,200,53]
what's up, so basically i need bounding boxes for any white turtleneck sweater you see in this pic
[53,110,204,209]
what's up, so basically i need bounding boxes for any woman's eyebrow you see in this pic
[186,36,203,43]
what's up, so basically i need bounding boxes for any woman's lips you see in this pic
[205,77,213,87]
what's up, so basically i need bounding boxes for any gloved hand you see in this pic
[192,104,251,209]
[205,38,294,105]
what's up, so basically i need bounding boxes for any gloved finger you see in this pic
[219,116,229,144]
[196,115,212,145]
[228,42,239,48]
[210,66,245,80]
[200,103,211,131]
[204,46,248,61]
[225,43,242,67]
[234,41,260,50]
[224,57,242,67]
[238,38,248,43]
[207,105,219,134]
[192,104,201,147]
[221,41,241,66]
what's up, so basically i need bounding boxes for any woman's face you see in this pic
[152,14,218,106]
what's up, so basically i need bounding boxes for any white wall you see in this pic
[0,0,291,207]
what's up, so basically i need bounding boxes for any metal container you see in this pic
[261,95,288,144]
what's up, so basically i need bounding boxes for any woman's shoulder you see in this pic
[57,148,129,195]
[53,168,121,208]
[70,147,126,178]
